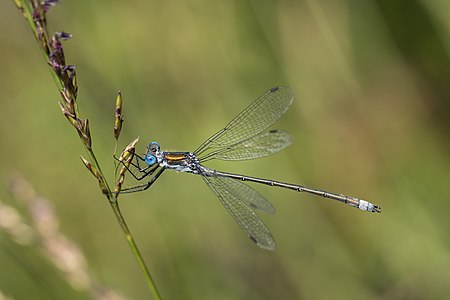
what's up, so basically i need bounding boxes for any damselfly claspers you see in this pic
[118,86,381,251]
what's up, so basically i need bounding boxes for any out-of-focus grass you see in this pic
[1,0,450,299]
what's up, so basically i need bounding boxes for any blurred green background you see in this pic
[1,0,450,299]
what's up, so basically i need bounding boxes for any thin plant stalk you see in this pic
[13,1,161,299]
[109,201,161,299]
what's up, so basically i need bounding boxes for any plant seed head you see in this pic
[82,119,92,150]
[114,91,124,140]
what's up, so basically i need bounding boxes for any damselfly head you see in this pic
[145,154,157,165]
[147,141,160,153]
[145,141,160,166]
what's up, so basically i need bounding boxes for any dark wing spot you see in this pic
[270,87,279,92]
[269,129,278,133]
[249,203,257,209]
[249,235,258,244]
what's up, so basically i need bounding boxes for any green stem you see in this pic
[109,199,162,300]
[87,149,112,193]
[87,150,162,299]
[14,1,162,298]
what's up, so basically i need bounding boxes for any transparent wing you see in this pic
[194,87,294,156]
[210,176,276,214]
[198,130,293,162]
[202,175,276,250]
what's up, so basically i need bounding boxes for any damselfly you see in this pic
[118,86,381,250]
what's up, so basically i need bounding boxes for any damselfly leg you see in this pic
[114,153,159,181]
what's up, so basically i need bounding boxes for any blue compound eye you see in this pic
[148,141,160,153]
[145,154,157,165]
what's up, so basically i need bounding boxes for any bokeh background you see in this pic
[1,0,450,299]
